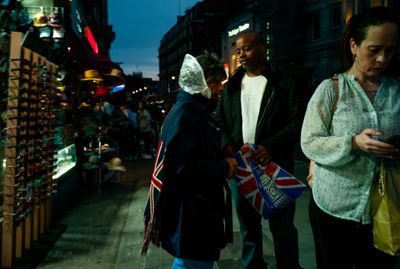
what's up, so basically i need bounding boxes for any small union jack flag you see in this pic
[234,144,306,219]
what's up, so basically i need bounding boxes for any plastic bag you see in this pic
[371,160,400,256]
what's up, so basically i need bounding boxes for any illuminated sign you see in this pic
[111,84,125,93]
[72,0,85,38]
[228,23,250,37]
[84,26,99,54]
[72,0,99,54]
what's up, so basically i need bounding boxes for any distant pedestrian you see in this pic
[138,100,153,159]
[141,52,237,269]
[110,97,137,160]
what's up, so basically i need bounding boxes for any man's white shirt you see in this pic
[241,73,267,144]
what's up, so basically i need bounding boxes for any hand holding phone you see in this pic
[384,135,400,147]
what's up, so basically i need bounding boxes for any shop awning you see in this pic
[69,33,120,75]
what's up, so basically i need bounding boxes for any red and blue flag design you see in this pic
[234,144,306,219]
[142,140,167,254]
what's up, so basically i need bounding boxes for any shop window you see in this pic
[371,0,386,6]
[230,53,239,74]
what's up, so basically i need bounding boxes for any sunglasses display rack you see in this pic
[1,32,59,268]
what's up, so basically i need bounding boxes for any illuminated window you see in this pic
[231,54,239,73]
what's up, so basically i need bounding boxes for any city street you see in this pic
[30,157,314,269]
[32,157,399,269]
[3,2,400,269]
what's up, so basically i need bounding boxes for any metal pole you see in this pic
[98,125,102,194]
[97,96,105,195]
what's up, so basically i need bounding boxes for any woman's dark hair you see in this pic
[340,6,400,72]
[196,51,226,83]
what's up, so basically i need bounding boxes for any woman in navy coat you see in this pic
[142,53,237,269]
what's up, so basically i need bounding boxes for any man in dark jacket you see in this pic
[216,31,303,269]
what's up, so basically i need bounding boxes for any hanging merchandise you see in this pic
[0,53,7,73]
[0,30,9,99]
[56,69,66,81]
[39,25,51,41]
[2,32,63,267]
[104,157,126,172]
[48,9,62,28]
[0,0,16,10]
[0,9,12,30]
[52,26,65,42]
[104,68,125,84]
[33,7,47,27]
[80,69,103,82]
[92,86,110,99]
[49,7,65,47]
[56,85,65,91]
[10,1,31,31]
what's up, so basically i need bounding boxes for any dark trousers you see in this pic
[230,180,302,269]
[309,194,398,269]
[116,129,135,159]
[140,131,152,154]
[308,194,325,269]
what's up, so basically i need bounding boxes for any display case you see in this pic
[53,144,77,180]
[1,32,63,268]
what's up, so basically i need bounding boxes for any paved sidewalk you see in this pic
[33,158,400,269]
[36,159,154,269]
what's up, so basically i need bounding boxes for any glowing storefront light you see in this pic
[84,26,99,54]
[228,23,250,37]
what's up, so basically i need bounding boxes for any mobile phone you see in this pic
[384,135,400,144]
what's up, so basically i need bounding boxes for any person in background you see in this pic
[138,100,153,159]
[119,98,138,160]
[141,52,238,269]
[216,31,303,269]
[301,6,400,269]
[109,97,137,160]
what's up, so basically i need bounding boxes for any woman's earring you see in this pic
[353,54,357,61]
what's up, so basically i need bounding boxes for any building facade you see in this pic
[159,0,400,94]
[303,0,399,85]
[158,0,245,94]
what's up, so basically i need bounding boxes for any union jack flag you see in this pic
[141,140,166,255]
[234,144,306,219]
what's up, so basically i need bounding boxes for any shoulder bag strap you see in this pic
[332,74,339,112]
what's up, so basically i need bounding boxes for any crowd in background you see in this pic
[76,94,159,162]
[70,68,163,186]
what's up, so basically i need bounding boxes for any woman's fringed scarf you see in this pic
[140,140,167,255]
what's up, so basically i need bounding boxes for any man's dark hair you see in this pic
[237,31,265,46]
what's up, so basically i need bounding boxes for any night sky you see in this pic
[108,0,200,80]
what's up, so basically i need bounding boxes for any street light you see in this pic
[169,76,176,93]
